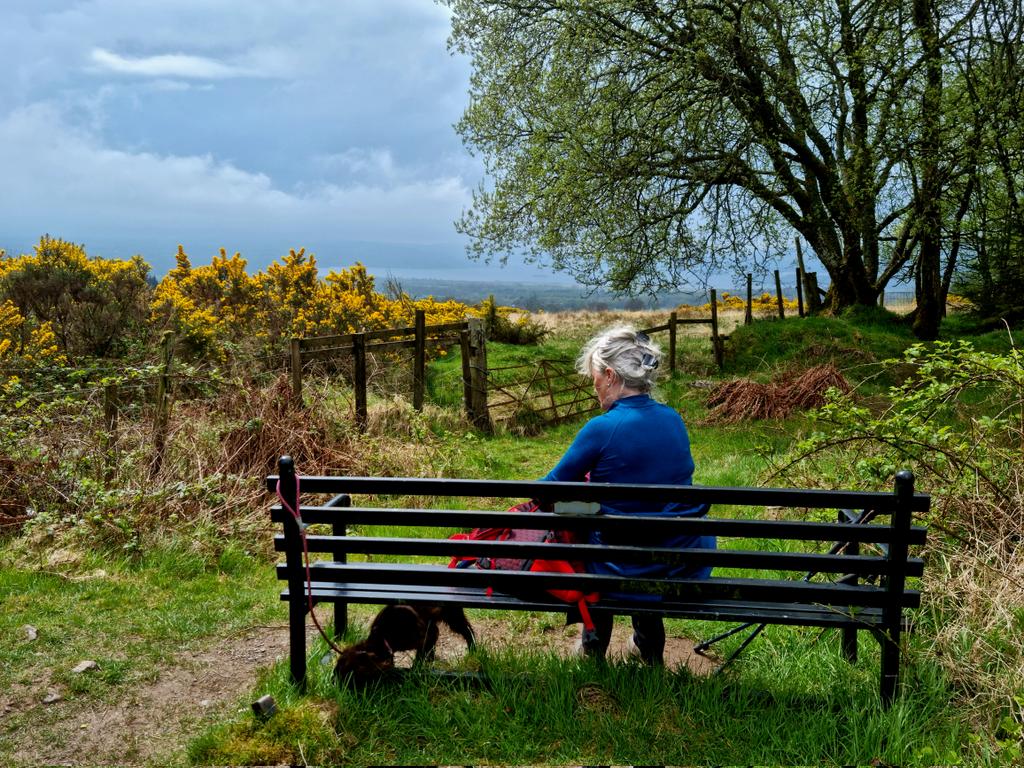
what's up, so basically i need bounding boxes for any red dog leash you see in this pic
[276,472,347,656]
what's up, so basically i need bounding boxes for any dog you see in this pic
[334,604,475,687]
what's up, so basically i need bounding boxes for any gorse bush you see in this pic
[480,295,548,345]
[0,236,150,362]
[153,247,473,362]
[0,236,478,374]
[676,290,800,318]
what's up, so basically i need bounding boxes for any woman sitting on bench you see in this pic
[543,325,716,664]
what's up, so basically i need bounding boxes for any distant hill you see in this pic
[393,276,708,312]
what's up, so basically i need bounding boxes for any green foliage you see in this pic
[947,1,1024,327]
[788,340,1022,541]
[445,0,1007,324]
[774,338,1024,726]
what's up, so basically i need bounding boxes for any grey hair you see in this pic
[576,324,662,392]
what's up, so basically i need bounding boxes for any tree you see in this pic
[911,0,945,340]
[952,0,1024,322]
[447,0,996,337]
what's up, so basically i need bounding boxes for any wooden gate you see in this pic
[486,359,598,429]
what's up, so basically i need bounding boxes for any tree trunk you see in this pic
[823,263,878,311]
[911,0,943,340]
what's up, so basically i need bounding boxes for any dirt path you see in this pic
[5,618,716,767]
[6,624,295,768]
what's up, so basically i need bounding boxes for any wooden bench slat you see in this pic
[268,475,931,512]
[273,534,924,578]
[276,562,920,609]
[281,584,890,629]
[271,506,927,546]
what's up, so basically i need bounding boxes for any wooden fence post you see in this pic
[290,338,303,407]
[151,331,176,476]
[668,311,678,374]
[710,290,723,370]
[807,271,822,312]
[775,269,786,319]
[796,268,805,317]
[486,294,498,337]
[460,326,472,420]
[745,273,753,325]
[467,318,491,431]
[796,238,822,314]
[353,332,368,431]
[413,309,426,411]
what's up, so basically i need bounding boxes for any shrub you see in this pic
[772,339,1024,722]
[0,236,151,360]
[154,249,474,365]
[480,295,548,345]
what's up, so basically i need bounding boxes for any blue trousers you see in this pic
[580,612,665,664]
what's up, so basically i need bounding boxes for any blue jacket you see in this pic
[544,394,715,583]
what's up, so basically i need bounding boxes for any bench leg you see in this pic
[332,514,348,641]
[334,602,348,640]
[842,626,858,663]
[839,510,859,663]
[290,598,307,687]
[879,627,900,706]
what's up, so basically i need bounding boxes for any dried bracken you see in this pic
[704,364,851,423]
[211,374,366,479]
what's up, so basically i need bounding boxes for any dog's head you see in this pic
[334,646,395,688]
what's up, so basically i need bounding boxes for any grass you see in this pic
[1,541,271,677]
[2,307,1021,766]
[188,632,967,766]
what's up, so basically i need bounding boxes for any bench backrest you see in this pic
[268,458,928,612]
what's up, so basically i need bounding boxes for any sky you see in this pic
[0,0,564,283]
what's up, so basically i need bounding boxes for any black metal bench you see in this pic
[268,456,928,703]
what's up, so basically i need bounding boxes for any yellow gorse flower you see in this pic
[151,249,473,359]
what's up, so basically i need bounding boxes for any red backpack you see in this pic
[447,500,599,630]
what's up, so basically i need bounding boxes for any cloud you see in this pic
[0,102,473,270]
[0,2,556,281]
[316,148,397,180]
[89,47,258,79]
[146,79,213,93]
